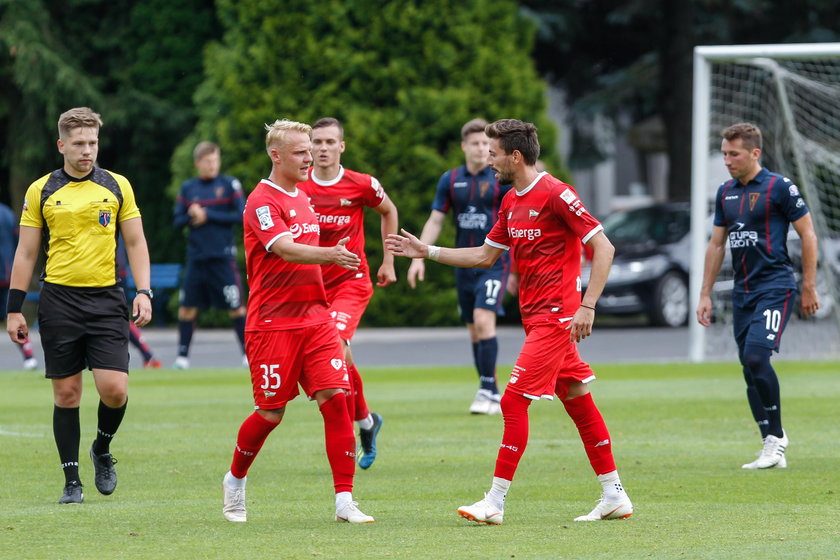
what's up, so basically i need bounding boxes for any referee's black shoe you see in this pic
[90,443,118,495]
[59,480,83,504]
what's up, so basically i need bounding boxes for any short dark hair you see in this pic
[461,118,488,140]
[485,119,540,165]
[312,117,344,139]
[721,122,762,151]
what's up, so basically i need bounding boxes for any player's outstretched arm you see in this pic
[386,229,501,269]
[696,226,727,327]
[272,236,361,270]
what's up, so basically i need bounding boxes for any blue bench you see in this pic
[25,263,182,326]
[125,263,182,325]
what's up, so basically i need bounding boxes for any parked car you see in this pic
[581,203,691,327]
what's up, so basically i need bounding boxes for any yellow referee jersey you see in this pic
[20,168,141,288]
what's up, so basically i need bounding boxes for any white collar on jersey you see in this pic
[261,178,300,197]
[309,165,345,186]
[515,171,547,196]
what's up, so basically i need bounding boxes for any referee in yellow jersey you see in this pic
[5,107,153,504]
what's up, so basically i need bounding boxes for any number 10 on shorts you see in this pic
[260,364,281,389]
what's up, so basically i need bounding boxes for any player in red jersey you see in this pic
[221,119,374,524]
[386,119,633,523]
[299,117,398,469]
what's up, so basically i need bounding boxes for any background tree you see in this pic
[521,0,840,202]
[0,0,218,266]
[180,0,563,326]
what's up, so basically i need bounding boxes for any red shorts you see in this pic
[245,322,350,410]
[506,321,596,401]
[325,278,373,341]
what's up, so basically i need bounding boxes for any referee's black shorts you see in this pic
[37,282,130,378]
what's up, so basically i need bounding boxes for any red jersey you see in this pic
[242,179,331,331]
[298,166,386,292]
[485,173,602,325]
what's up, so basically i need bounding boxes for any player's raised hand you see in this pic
[333,236,362,270]
[386,229,427,259]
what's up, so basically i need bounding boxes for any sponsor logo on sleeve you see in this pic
[370,177,385,199]
[256,206,274,230]
[559,188,576,204]
[232,178,242,191]
[789,185,800,196]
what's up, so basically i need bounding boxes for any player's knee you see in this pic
[179,307,198,321]
[500,391,530,417]
[742,345,771,372]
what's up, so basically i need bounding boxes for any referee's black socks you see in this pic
[53,405,81,484]
[93,399,127,456]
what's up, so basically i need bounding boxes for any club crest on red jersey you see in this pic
[749,192,761,211]
[99,210,111,227]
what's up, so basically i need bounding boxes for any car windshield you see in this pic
[601,206,690,244]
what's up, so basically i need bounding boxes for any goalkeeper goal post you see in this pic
[689,42,840,362]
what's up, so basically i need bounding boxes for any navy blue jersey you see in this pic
[174,174,245,261]
[432,165,512,248]
[0,202,17,286]
[713,168,809,294]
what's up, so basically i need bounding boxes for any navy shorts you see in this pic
[180,258,244,310]
[732,289,797,354]
[37,282,130,378]
[454,256,509,324]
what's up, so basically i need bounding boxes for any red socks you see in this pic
[562,392,616,475]
[230,412,279,478]
[347,363,369,422]
[494,392,532,480]
[319,392,356,493]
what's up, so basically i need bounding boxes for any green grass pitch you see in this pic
[1,360,837,559]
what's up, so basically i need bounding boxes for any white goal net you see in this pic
[689,43,840,362]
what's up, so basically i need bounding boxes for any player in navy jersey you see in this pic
[1,201,38,370]
[407,119,513,415]
[172,142,247,369]
[388,119,632,523]
[697,122,819,470]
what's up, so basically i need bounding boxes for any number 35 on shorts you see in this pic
[260,364,281,389]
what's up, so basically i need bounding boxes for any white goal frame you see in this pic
[689,42,840,362]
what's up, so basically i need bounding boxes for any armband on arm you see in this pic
[6,289,27,314]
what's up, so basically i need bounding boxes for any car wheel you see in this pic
[649,271,689,327]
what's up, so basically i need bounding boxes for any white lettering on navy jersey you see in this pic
[457,206,487,230]
[725,195,739,200]
[729,230,758,247]
[453,181,468,188]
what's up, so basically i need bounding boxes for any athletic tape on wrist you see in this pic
[427,245,440,262]
[6,289,26,314]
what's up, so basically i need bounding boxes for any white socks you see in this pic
[597,470,625,500]
[335,491,353,510]
[486,477,510,510]
[224,471,247,488]
[357,414,374,431]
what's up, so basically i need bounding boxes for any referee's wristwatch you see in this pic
[136,289,154,300]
